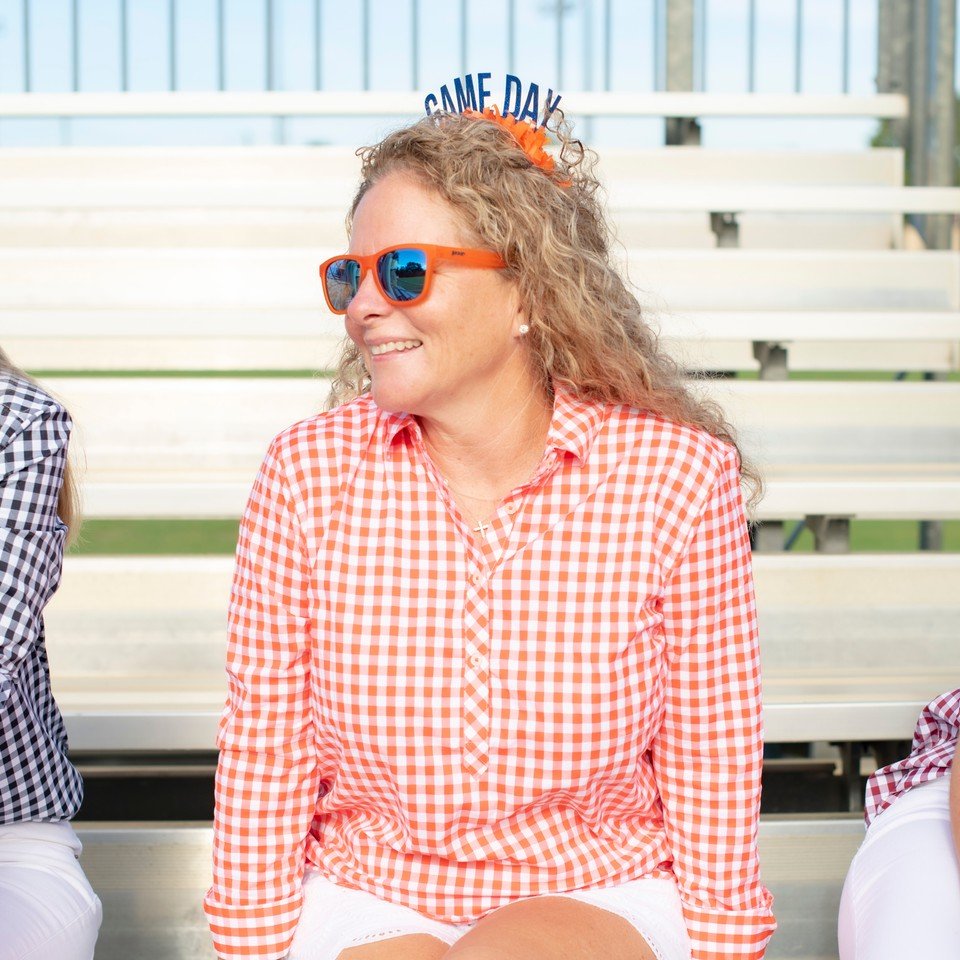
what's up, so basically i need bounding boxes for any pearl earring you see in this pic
[518,324,530,336]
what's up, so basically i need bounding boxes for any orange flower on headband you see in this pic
[464,106,567,183]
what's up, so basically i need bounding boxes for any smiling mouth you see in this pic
[369,340,423,357]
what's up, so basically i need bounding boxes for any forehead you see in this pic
[350,172,469,253]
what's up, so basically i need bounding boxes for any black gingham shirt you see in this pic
[0,372,83,822]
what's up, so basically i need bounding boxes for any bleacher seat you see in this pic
[73,817,866,960]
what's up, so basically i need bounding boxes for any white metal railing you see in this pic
[0,90,910,119]
[8,1,869,96]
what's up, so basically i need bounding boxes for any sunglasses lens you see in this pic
[378,247,428,303]
[324,258,361,312]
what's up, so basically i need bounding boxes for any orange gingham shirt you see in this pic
[204,387,775,960]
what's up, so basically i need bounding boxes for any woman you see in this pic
[838,688,960,959]
[0,348,102,960]
[205,104,775,960]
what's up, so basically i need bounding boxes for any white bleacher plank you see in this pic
[705,380,960,465]
[0,145,903,184]
[57,672,949,751]
[661,309,960,341]
[48,552,960,751]
[2,248,954,311]
[0,145,365,180]
[15,307,960,342]
[5,181,951,214]
[6,335,340,372]
[757,469,960,520]
[608,183,960,214]
[0,90,909,119]
[45,376,960,519]
[10,329,958,375]
[0,210,353,249]
[0,146,904,251]
[596,147,904,184]
[0,178,357,208]
[54,376,960,467]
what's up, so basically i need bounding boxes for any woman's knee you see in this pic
[442,896,658,960]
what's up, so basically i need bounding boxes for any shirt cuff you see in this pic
[681,897,777,960]
[204,888,303,960]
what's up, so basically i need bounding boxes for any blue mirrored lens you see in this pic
[378,247,427,303]
[325,259,361,311]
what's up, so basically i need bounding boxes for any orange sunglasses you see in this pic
[319,243,507,314]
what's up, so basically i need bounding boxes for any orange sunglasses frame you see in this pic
[319,243,507,315]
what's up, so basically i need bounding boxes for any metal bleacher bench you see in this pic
[44,372,960,529]
[0,143,918,251]
[43,367,959,845]
[73,817,867,960]
[47,548,960,753]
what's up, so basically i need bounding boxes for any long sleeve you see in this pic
[204,440,321,959]
[0,379,83,823]
[0,398,69,691]
[651,445,776,960]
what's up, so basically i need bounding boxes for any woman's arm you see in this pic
[0,395,70,689]
[203,438,321,960]
[651,444,775,960]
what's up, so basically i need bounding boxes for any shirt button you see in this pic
[506,502,519,514]
[469,654,484,668]
[469,572,482,587]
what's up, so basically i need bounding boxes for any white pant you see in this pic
[838,775,960,959]
[289,869,692,960]
[0,821,102,960]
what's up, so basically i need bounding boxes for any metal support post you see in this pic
[804,516,852,554]
[920,521,944,550]
[710,212,740,247]
[837,742,865,812]
[877,0,912,149]
[924,0,957,248]
[751,521,784,553]
[883,0,957,246]
[752,342,789,380]
[665,0,699,146]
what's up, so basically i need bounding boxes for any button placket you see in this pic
[461,581,490,777]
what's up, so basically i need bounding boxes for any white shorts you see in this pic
[289,868,692,960]
[838,775,959,960]
[0,820,102,960]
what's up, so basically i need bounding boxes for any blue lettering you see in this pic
[503,74,522,117]
[454,75,478,112]
[440,84,457,112]
[542,88,562,126]
[477,72,492,111]
[424,93,438,115]
[517,82,540,125]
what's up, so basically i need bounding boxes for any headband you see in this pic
[423,73,565,181]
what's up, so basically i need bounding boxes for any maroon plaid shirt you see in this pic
[864,687,960,825]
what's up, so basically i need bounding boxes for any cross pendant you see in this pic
[473,519,489,536]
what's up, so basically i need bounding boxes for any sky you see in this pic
[0,0,956,150]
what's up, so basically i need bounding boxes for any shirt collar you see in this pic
[380,385,606,466]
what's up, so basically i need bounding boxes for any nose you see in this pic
[345,266,389,326]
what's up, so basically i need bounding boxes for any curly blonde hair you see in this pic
[329,110,761,505]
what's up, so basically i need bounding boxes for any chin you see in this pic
[369,383,415,415]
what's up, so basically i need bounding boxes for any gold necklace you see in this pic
[436,475,500,536]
